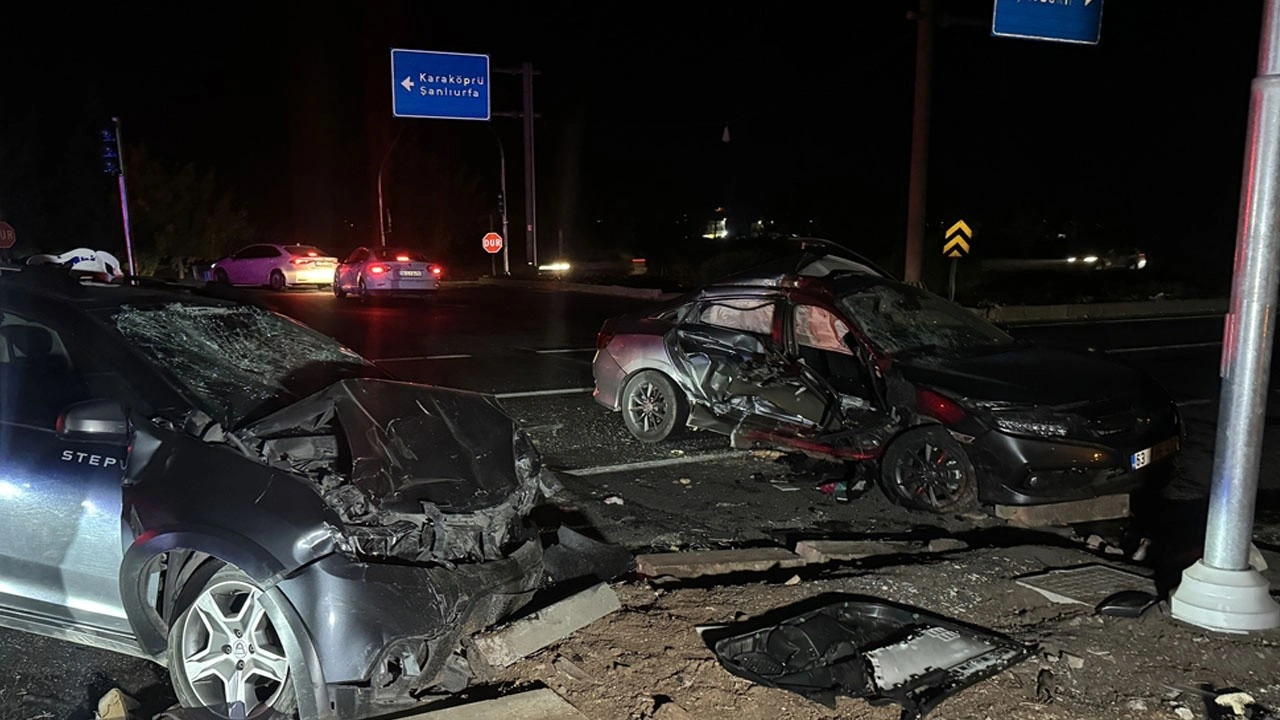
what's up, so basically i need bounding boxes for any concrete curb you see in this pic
[474,277,679,300]
[408,688,589,719]
[976,298,1227,324]
[471,583,621,668]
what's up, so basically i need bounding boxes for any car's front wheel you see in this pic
[213,268,230,284]
[621,370,688,443]
[168,567,298,719]
[879,425,978,513]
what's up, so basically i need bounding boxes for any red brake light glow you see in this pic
[917,389,966,425]
[429,265,443,276]
[369,265,387,274]
[307,251,317,257]
[395,255,410,262]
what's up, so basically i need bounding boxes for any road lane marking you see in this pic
[1176,398,1213,407]
[564,450,744,477]
[495,387,595,399]
[1108,341,1221,354]
[373,354,472,362]
[533,347,596,354]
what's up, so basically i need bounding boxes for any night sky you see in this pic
[0,1,1265,277]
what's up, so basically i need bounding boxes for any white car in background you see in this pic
[334,246,443,301]
[212,244,338,291]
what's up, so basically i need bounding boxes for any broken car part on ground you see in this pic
[708,595,1033,720]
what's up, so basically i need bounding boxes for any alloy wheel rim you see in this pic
[895,441,965,508]
[627,382,667,433]
[181,578,289,719]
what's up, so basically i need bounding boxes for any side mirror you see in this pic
[57,399,129,443]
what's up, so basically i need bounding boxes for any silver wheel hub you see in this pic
[628,382,667,432]
[181,578,289,719]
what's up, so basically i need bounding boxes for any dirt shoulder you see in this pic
[492,544,1280,720]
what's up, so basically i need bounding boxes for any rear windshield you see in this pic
[373,248,429,262]
[281,245,328,258]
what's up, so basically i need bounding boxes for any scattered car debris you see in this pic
[542,526,636,584]
[1214,691,1257,717]
[1173,705,1195,720]
[1015,564,1156,607]
[784,574,802,586]
[1035,668,1056,704]
[1060,651,1086,670]
[94,689,138,720]
[707,595,1033,719]
[1096,589,1159,618]
[604,495,625,505]
[678,476,693,485]
[553,654,601,685]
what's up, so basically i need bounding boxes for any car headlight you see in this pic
[992,412,1072,438]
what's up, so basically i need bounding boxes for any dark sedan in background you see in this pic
[592,243,1180,514]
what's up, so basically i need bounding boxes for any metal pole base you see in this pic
[1170,560,1280,633]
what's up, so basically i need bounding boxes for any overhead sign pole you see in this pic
[1171,0,1280,633]
[105,117,137,276]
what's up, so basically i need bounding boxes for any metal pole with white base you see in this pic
[1170,0,1280,633]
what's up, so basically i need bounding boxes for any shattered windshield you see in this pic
[112,303,383,426]
[839,284,1013,356]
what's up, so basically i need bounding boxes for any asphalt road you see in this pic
[5,283,1271,720]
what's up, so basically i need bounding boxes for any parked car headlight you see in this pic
[992,411,1072,438]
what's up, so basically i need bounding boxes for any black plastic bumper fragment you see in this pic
[710,595,1033,720]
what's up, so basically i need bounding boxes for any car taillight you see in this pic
[429,264,443,276]
[290,257,312,265]
[395,255,410,262]
[917,389,966,425]
[369,264,388,274]
[596,326,615,350]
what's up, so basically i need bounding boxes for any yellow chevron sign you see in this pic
[944,220,971,258]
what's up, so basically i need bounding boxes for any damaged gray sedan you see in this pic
[0,266,548,719]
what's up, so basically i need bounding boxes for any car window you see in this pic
[839,284,1013,356]
[373,248,428,262]
[232,246,260,260]
[282,245,325,258]
[794,304,854,356]
[345,249,368,264]
[0,310,91,428]
[649,303,690,323]
[256,246,283,258]
[695,299,775,336]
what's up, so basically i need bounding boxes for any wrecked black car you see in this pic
[592,243,1180,514]
[0,265,546,719]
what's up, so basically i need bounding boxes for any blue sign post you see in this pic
[390,49,490,121]
[992,0,1104,45]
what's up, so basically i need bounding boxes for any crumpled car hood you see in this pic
[897,346,1152,406]
[239,378,525,515]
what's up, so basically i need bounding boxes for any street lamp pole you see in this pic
[1170,0,1280,633]
[377,126,409,247]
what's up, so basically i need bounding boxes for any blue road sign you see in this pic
[992,0,1104,45]
[390,49,490,121]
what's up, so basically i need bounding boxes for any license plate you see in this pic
[1131,436,1179,470]
[398,269,423,277]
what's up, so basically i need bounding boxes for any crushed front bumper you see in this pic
[970,427,1180,506]
[275,537,543,717]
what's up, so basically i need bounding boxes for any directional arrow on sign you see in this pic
[944,220,972,258]
[400,76,414,92]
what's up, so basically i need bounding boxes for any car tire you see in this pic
[621,370,688,443]
[879,425,978,513]
[268,270,286,292]
[213,268,229,284]
[357,278,370,303]
[168,566,298,719]
[333,282,346,299]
